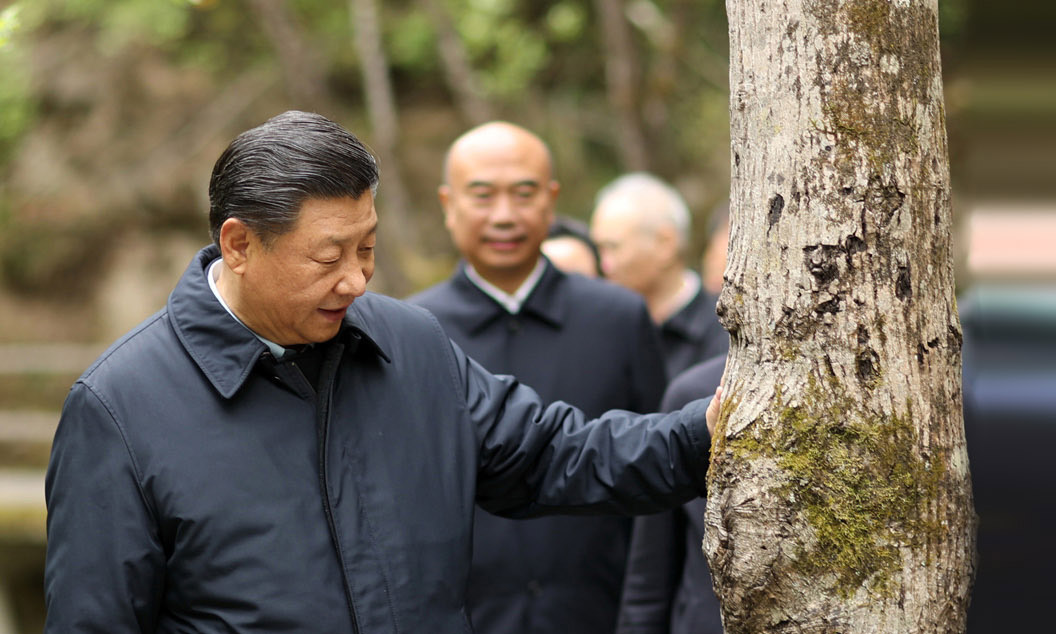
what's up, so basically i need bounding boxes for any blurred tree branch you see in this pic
[421,0,493,126]
[594,0,650,171]
[243,0,330,111]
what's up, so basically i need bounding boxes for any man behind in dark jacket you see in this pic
[409,122,667,634]
[43,110,721,633]
[616,354,727,634]
[590,173,729,379]
[617,199,733,634]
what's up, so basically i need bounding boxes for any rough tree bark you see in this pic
[704,0,976,632]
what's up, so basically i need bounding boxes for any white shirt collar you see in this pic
[207,258,291,359]
[464,257,547,314]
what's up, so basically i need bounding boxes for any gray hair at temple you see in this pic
[593,172,691,254]
[208,110,379,248]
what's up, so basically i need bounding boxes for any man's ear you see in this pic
[654,224,681,260]
[218,218,252,274]
[544,180,561,226]
[547,180,561,202]
[438,184,455,231]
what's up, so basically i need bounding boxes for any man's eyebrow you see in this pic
[465,179,540,189]
[324,221,378,246]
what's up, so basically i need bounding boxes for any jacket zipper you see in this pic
[315,346,361,634]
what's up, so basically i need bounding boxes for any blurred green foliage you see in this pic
[0,4,31,162]
[28,0,193,51]
[0,0,983,303]
[0,4,22,47]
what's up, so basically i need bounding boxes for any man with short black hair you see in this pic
[45,111,719,633]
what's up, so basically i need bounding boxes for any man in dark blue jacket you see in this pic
[44,111,719,633]
[410,122,667,634]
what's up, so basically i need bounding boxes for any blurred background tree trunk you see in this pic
[244,0,329,111]
[421,0,493,127]
[705,0,976,631]
[244,0,415,295]
[594,0,650,171]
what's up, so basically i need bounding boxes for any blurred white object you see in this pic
[966,203,1056,278]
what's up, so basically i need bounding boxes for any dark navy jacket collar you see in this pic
[450,258,567,334]
[168,246,389,399]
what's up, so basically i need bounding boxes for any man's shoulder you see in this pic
[404,277,460,311]
[348,292,451,345]
[557,273,650,317]
[677,285,719,322]
[78,308,177,387]
[404,276,494,329]
[352,291,439,322]
[661,354,725,412]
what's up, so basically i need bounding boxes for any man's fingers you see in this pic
[705,387,722,437]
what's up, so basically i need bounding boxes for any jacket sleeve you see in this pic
[45,382,165,633]
[449,340,712,518]
[615,510,685,634]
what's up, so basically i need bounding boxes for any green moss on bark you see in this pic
[726,376,944,597]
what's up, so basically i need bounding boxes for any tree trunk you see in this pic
[704,0,976,632]
[594,0,650,171]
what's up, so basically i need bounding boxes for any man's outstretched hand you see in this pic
[705,385,722,437]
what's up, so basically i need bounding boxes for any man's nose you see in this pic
[489,195,517,224]
[599,251,616,277]
[335,262,367,297]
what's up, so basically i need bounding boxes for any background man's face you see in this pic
[440,134,557,288]
[591,202,665,296]
[233,196,377,345]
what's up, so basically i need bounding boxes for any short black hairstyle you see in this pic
[208,110,379,247]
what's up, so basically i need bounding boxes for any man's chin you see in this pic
[482,251,536,270]
[303,323,343,345]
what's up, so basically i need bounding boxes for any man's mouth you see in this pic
[318,307,348,321]
[485,237,524,251]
